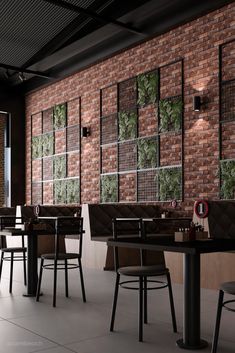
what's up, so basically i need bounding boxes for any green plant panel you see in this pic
[118,110,137,141]
[159,96,183,133]
[53,103,67,129]
[54,180,67,204]
[32,136,42,159]
[101,174,118,203]
[137,71,158,106]
[42,133,54,156]
[67,179,80,204]
[220,160,235,199]
[54,155,66,179]
[158,167,182,201]
[137,138,158,169]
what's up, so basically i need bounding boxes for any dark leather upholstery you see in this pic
[207,201,235,239]
[88,204,161,239]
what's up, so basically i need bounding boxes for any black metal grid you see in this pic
[30,96,81,205]
[118,140,137,172]
[137,170,158,202]
[101,114,117,145]
[100,58,184,203]
[221,80,235,122]
[219,39,235,198]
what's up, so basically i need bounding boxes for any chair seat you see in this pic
[41,252,80,260]
[118,265,168,277]
[221,281,235,295]
[1,247,27,253]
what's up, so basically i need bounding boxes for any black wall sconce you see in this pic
[81,127,91,137]
[193,96,202,111]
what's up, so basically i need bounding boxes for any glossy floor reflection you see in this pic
[0,261,234,353]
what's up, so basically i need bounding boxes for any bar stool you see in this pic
[0,216,27,293]
[110,218,177,342]
[36,216,86,307]
[211,281,235,353]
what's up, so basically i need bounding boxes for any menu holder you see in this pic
[174,231,208,242]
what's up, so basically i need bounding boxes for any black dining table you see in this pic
[107,234,235,350]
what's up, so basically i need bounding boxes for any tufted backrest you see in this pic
[20,205,81,219]
[207,201,235,239]
[84,204,161,239]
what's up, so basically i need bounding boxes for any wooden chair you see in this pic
[110,218,177,342]
[36,216,86,307]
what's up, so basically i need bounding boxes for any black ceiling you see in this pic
[0,0,232,93]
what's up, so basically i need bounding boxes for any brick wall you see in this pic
[25,3,234,214]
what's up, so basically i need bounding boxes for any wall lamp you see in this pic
[193,96,202,112]
[81,127,91,137]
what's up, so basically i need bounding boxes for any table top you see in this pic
[107,235,235,255]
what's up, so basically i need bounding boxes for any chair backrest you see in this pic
[112,218,166,271]
[55,217,84,257]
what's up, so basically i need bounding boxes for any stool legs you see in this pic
[0,252,3,280]
[23,251,27,286]
[211,290,224,353]
[78,258,86,302]
[9,252,14,293]
[144,276,148,324]
[65,259,69,297]
[110,273,120,332]
[167,272,177,332]
[36,258,44,302]
[139,276,143,342]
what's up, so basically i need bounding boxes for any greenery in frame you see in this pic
[42,133,54,156]
[67,179,80,204]
[220,160,235,199]
[158,167,182,201]
[54,180,67,204]
[32,136,42,159]
[159,96,183,133]
[101,174,118,203]
[118,110,137,141]
[137,138,158,169]
[54,155,66,179]
[137,71,158,106]
[53,103,67,129]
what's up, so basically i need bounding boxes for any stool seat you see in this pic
[220,281,235,295]
[41,252,79,260]
[1,247,27,253]
[118,265,168,277]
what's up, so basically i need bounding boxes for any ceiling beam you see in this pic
[21,13,91,69]
[0,63,52,79]
[42,0,145,37]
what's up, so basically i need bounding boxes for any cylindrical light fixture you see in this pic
[193,96,201,111]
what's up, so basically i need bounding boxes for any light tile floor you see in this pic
[0,260,234,353]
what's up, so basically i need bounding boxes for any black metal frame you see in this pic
[218,39,235,199]
[100,58,184,203]
[211,289,235,353]
[110,218,177,342]
[30,96,81,205]
[0,216,27,293]
[36,216,86,307]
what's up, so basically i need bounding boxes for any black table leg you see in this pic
[23,234,38,297]
[176,253,208,350]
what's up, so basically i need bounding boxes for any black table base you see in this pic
[176,339,208,350]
